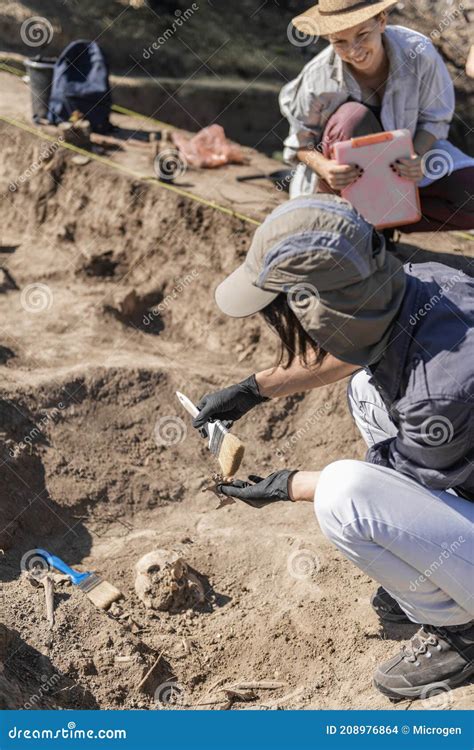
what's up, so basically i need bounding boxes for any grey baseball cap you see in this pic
[214,195,406,365]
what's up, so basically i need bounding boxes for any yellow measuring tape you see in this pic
[0,62,261,226]
[109,103,172,130]
[0,61,26,77]
[453,231,474,242]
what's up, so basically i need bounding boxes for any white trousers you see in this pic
[314,370,474,626]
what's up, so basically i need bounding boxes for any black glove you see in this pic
[216,470,296,503]
[192,375,269,430]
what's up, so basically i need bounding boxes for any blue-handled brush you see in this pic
[35,549,122,611]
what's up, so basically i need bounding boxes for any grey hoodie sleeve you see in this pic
[366,397,473,493]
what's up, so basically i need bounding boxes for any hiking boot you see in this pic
[371,587,410,623]
[374,621,474,700]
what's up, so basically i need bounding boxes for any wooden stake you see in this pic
[43,575,55,628]
[137,651,163,694]
[223,680,286,691]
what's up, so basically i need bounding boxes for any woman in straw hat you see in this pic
[280,0,474,233]
[192,195,474,700]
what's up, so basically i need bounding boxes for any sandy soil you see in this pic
[0,103,473,712]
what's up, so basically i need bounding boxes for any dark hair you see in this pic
[261,293,327,369]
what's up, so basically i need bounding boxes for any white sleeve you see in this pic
[279,67,328,165]
[416,45,454,140]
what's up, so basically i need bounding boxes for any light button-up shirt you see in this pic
[280,25,474,195]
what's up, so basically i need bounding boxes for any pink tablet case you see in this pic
[332,129,421,229]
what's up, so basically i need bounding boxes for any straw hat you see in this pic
[292,0,397,37]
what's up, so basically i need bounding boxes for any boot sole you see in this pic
[374,662,474,700]
[375,611,411,624]
[370,592,411,624]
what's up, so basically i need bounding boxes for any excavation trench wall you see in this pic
[0,123,369,712]
[0,122,360,554]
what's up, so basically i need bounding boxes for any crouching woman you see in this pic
[193,195,474,699]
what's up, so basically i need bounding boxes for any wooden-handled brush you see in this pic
[176,391,245,476]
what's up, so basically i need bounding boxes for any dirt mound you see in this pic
[0,122,473,711]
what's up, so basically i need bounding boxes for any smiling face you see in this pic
[328,13,388,74]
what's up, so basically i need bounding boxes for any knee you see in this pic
[315,459,373,538]
[333,101,372,124]
[323,102,381,145]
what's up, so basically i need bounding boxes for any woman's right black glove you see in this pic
[192,374,269,430]
[216,471,295,503]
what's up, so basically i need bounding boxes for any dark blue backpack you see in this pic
[48,40,111,133]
